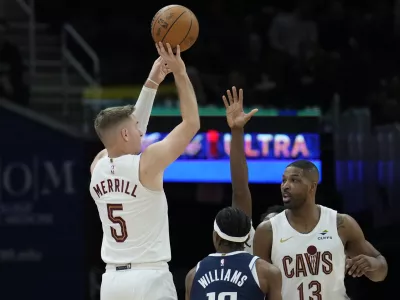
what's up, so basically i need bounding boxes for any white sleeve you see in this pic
[244,224,255,254]
[133,86,157,136]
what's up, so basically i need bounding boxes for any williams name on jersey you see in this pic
[191,251,265,300]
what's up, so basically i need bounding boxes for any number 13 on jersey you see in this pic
[207,292,237,300]
[298,281,322,300]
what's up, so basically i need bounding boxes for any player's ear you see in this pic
[310,181,317,193]
[121,128,129,142]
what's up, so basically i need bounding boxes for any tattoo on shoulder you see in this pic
[337,214,345,229]
[265,221,273,231]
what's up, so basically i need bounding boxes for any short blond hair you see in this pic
[94,105,135,140]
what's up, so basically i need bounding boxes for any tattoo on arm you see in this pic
[337,214,345,230]
[265,221,273,232]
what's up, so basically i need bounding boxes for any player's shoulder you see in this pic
[336,213,359,231]
[257,220,272,231]
[255,220,273,237]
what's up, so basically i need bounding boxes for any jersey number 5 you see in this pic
[107,204,128,242]
[297,281,322,300]
[206,292,237,300]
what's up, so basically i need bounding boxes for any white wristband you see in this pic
[147,78,159,86]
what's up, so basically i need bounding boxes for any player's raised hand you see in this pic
[148,57,171,85]
[222,87,258,129]
[346,255,379,277]
[155,42,186,75]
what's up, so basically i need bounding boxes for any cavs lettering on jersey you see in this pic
[90,154,171,264]
[191,251,265,300]
[270,206,348,300]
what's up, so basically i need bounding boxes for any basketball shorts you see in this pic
[101,263,177,300]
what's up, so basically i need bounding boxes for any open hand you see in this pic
[346,255,379,277]
[222,87,258,129]
[148,57,171,85]
[155,42,186,75]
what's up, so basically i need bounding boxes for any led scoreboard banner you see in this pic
[141,132,321,183]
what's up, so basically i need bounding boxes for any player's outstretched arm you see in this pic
[222,87,258,217]
[90,59,169,174]
[185,267,196,300]
[141,43,200,178]
[133,57,171,136]
[338,214,388,282]
[256,259,282,300]
[253,221,273,263]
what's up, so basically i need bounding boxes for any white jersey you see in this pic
[270,205,348,300]
[90,154,171,264]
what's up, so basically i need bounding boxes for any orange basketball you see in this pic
[151,5,199,52]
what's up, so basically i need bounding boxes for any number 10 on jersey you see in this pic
[207,292,237,300]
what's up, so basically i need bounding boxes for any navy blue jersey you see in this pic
[190,251,265,300]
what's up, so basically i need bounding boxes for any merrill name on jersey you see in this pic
[197,269,247,289]
[92,179,138,198]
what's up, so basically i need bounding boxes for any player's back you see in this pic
[190,251,265,300]
[90,154,171,264]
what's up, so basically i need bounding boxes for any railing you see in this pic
[61,23,100,115]
[15,0,36,77]
[332,97,400,228]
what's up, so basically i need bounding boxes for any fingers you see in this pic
[222,95,229,108]
[232,86,238,101]
[244,108,258,122]
[226,90,234,105]
[346,256,369,277]
[166,43,174,55]
[156,42,180,59]
[239,88,244,106]
[155,42,161,56]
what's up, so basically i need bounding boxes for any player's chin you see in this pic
[282,199,292,207]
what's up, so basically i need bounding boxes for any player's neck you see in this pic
[288,203,319,221]
[107,146,130,158]
[216,246,243,254]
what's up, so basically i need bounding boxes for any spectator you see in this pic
[0,19,28,106]
[268,0,318,58]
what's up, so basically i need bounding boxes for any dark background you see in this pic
[1,0,400,299]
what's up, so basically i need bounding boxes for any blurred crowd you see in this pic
[3,0,400,125]
[0,19,27,106]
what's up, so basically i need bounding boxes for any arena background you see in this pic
[0,0,399,299]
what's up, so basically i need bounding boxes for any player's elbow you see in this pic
[182,118,200,134]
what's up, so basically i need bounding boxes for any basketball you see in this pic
[151,5,199,52]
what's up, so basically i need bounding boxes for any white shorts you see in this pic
[101,263,177,300]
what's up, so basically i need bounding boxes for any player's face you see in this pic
[281,167,309,209]
[121,116,142,154]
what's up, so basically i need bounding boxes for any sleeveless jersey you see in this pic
[90,154,171,264]
[191,251,265,300]
[270,205,348,300]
